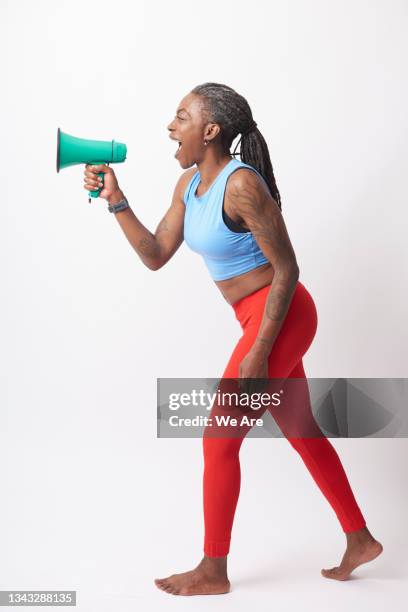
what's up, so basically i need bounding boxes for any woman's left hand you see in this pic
[238,348,270,394]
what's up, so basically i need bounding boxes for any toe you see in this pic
[158,579,169,590]
[321,566,349,581]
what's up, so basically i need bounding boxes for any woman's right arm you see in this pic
[84,164,195,270]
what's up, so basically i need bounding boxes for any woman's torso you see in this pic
[183,157,275,305]
[215,261,275,306]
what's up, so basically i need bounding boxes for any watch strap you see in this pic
[108,197,129,213]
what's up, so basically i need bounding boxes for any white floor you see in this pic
[3,535,405,612]
[2,438,407,611]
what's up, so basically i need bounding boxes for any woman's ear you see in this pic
[204,123,221,143]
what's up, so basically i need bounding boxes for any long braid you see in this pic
[191,82,282,211]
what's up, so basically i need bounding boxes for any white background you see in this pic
[2,0,408,610]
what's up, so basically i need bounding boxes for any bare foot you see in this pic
[321,526,383,581]
[154,555,231,596]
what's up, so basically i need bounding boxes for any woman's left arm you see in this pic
[226,169,300,386]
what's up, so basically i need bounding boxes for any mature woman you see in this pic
[84,82,383,596]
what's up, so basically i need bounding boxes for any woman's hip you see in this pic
[232,279,318,338]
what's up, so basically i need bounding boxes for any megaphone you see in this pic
[56,128,127,199]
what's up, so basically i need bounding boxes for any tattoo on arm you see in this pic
[137,214,170,259]
[228,171,286,247]
[155,217,169,235]
[228,171,299,322]
[265,275,298,321]
[137,233,160,258]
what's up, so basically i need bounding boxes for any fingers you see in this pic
[238,377,267,395]
[85,163,110,173]
[84,164,105,191]
[83,175,103,190]
[84,165,105,178]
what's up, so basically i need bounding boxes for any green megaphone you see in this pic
[56,128,127,198]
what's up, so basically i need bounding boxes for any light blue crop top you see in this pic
[183,158,269,281]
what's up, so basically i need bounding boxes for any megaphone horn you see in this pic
[56,128,127,199]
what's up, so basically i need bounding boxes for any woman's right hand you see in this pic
[83,164,123,203]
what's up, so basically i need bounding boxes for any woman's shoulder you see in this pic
[175,166,198,190]
[177,166,199,205]
[181,166,199,183]
[225,162,265,192]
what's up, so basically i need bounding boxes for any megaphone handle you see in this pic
[88,161,108,199]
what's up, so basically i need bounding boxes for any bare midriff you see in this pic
[214,262,275,305]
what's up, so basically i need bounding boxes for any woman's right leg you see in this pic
[202,329,259,557]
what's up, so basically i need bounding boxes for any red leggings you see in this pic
[202,280,366,557]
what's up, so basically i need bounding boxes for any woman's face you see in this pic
[167,93,209,169]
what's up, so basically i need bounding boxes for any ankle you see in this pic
[346,526,373,544]
[199,554,228,577]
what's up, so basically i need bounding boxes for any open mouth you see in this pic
[175,141,182,158]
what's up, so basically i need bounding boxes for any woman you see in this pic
[84,82,383,596]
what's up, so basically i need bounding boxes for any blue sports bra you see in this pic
[183,158,269,281]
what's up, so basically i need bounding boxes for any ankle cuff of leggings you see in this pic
[343,518,367,533]
[204,539,230,557]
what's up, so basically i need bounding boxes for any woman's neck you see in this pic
[196,153,233,188]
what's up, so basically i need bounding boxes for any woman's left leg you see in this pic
[269,359,367,533]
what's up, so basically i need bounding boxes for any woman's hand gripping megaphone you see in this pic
[83,164,123,203]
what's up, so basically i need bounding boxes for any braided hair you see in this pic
[191,82,282,211]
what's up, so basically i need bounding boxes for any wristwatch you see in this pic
[108,197,130,214]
